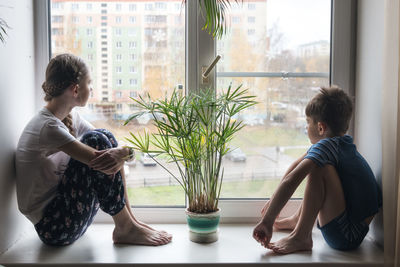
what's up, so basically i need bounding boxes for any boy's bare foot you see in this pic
[273,215,299,231]
[113,224,172,246]
[268,233,313,254]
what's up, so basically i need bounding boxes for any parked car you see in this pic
[140,153,157,166]
[226,147,246,162]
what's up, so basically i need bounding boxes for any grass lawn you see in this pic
[127,179,306,206]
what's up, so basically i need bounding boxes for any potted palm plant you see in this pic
[124,85,256,243]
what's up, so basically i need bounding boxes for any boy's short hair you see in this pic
[305,86,353,135]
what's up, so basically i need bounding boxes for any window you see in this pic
[71,3,79,10]
[129,79,137,86]
[87,29,93,36]
[129,41,136,49]
[52,16,63,23]
[116,3,122,11]
[87,16,92,24]
[232,16,240,24]
[130,91,137,98]
[116,16,122,24]
[72,16,79,23]
[129,4,137,11]
[129,16,136,24]
[116,66,122,73]
[116,91,122,98]
[49,0,333,217]
[115,28,122,36]
[116,103,123,110]
[216,0,331,199]
[87,3,92,10]
[248,3,256,10]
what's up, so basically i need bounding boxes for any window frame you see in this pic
[37,0,355,223]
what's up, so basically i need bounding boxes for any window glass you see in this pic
[216,0,331,198]
[50,0,185,206]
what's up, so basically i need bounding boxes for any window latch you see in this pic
[202,55,221,84]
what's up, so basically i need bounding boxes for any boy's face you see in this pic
[306,116,321,144]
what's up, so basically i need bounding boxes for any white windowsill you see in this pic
[0,223,383,267]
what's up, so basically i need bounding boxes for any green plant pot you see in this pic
[185,208,221,243]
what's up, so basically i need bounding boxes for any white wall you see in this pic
[0,0,36,254]
[354,0,384,247]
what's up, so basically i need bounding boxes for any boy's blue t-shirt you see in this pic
[304,135,382,223]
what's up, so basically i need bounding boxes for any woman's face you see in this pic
[77,74,92,106]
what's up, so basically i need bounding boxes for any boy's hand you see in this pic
[253,220,273,248]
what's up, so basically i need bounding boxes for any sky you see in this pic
[265,0,331,50]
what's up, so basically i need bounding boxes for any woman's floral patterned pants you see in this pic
[34,129,126,246]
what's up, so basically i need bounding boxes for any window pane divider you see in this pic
[217,71,329,78]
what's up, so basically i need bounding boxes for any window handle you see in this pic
[202,55,221,84]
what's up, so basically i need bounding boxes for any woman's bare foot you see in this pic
[268,233,313,254]
[113,223,172,246]
[273,214,299,231]
[126,206,170,238]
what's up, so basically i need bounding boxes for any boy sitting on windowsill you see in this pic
[253,87,382,254]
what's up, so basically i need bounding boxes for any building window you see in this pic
[248,16,255,23]
[116,3,122,11]
[130,91,137,98]
[117,79,122,86]
[51,16,63,23]
[116,91,122,98]
[247,29,255,35]
[87,16,92,24]
[130,54,136,61]
[115,28,122,36]
[129,66,136,73]
[87,41,93,49]
[116,103,123,110]
[72,16,79,23]
[87,54,93,61]
[116,66,122,73]
[129,41,137,49]
[155,2,167,10]
[129,4,137,11]
[129,16,136,24]
[86,3,92,10]
[71,3,79,10]
[116,16,122,24]
[248,3,256,10]
[116,54,122,61]
[87,28,93,36]
[116,41,122,48]
[130,79,137,86]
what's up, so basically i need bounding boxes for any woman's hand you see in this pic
[89,147,128,175]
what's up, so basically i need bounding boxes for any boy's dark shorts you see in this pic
[317,210,369,250]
